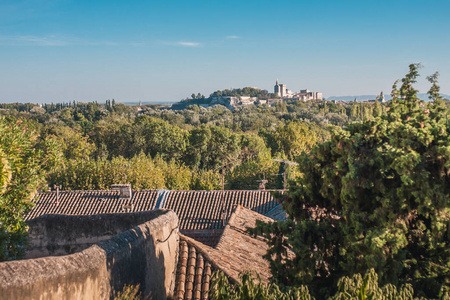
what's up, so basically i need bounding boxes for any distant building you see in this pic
[274,79,322,100]
[377,91,386,103]
[210,96,258,108]
[292,89,323,101]
[274,79,287,97]
[239,96,258,105]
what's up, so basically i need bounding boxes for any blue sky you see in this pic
[1,0,449,103]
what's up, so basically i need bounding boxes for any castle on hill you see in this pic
[274,79,323,100]
[178,79,324,110]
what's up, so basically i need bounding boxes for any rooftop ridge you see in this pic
[39,189,120,194]
[38,189,282,193]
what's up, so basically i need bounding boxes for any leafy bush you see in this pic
[210,271,312,300]
[114,284,142,300]
[210,269,450,300]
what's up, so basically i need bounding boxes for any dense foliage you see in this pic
[210,271,312,300]
[210,269,447,300]
[210,87,278,99]
[251,65,450,298]
[0,94,339,260]
[0,117,49,260]
[0,95,344,191]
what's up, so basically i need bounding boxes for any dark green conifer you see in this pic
[252,64,450,298]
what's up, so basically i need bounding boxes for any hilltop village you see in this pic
[208,80,324,108]
[172,79,324,110]
[170,79,389,111]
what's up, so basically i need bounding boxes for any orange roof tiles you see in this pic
[213,205,275,283]
[175,239,216,300]
[174,205,281,299]
[25,190,159,221]
[26,190,280,233]
[164,190,277,231]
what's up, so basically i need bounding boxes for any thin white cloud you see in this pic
[0,34,117,46]
[159,40,202,47]
[0,35,68,46]
[226,35,241,39]
[176,41,200,47]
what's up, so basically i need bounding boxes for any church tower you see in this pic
[274,79,280,96]
[274,78,286,97]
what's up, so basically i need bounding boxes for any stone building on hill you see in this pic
[274,78,288,97]
[292,89,323,101]
[274,79,323,100]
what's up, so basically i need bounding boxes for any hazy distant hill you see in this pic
[326,93,450,102]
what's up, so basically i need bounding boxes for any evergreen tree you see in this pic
[251,64,450,298]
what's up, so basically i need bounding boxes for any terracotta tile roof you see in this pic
[213,205,274,283]
[179,230,223,248]
[26,189,279,246]
[227,204,275,232]
[175,239,216,300]
[164,190,278,231]
[25,190,159,221]
[174,205,280,298]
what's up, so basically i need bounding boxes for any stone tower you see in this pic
[274,79,286,97]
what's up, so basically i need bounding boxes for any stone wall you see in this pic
[0,209,179,300]
[26,211,175,259]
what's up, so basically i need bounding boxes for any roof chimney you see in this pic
[111,184,132,199]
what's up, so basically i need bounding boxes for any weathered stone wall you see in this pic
[27,211,174,259]
[0,209,179,300]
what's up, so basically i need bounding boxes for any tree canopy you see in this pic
[251,64,450,298]
[0,117,46,260]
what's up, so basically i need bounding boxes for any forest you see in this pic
[0,93,403,192]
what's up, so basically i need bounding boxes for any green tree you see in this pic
[42,125,96,160]
[0,117,46,261]
[132,115,187,160]
[153,156,192,190]
[89,117,133,159]
[186,125,241,170]
[191,169,222,190]
[252,64,450,298]
[226,157,279,190]
[262,121,327,161]
[48,154,168,191]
